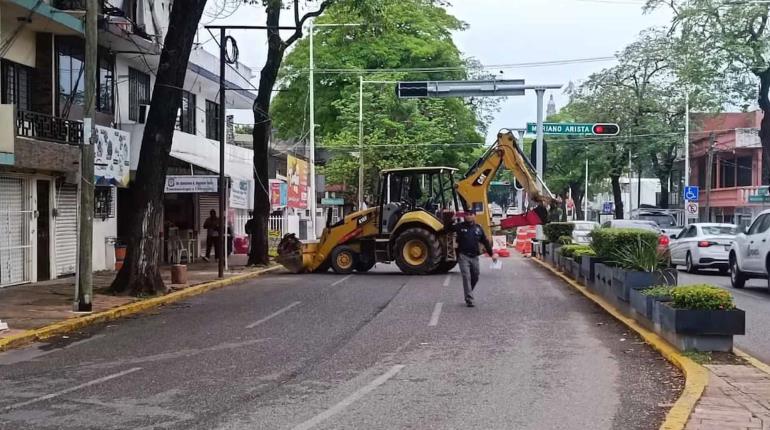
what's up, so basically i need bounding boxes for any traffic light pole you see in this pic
[535,89,545,181]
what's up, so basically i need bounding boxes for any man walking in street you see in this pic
[202,209,220,262]
[452,210,497,307]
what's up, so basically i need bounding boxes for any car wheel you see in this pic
[730,255,746,289]
[685,252,698,274]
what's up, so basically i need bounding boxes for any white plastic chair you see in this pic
[170,236,189,264]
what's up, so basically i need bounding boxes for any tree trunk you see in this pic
[110,0,208,295]
[249,4,287,266]
[757,67,770,185]
[611,175,624,219]
[570,182,584,220]
[658,177,670,209]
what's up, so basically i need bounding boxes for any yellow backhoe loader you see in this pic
[276,129,556,275]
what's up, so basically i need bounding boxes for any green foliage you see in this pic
[642,286,674,298]
[670,285,736,311]
[543,222,574,243]
[612,236,667,271]
[560,244,593,259]
[271,0,495,198]
[557,235,573,245]
[589,228,660,263]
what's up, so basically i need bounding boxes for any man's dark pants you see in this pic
[459,253,480,303]
[206,236,221,259]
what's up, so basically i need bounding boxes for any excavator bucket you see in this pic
[276,233,306,273]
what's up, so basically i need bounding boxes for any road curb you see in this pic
[530,257,708,430]
[0,265,282,353]
[734,348,770,376]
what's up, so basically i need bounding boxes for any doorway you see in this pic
[37,180,51,281]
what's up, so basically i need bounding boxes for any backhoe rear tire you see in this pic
[331,246,357,274]
[395,228,442,275]
[433,260,457,274]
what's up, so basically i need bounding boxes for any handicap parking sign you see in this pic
[683,186,699,201]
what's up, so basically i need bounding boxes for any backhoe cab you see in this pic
[276,130,555,275]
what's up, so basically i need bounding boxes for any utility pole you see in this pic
[75,0,97,312]
[704,132,716,222]
[308,20,317,239]
[358,76,364,210]
[535,89,545,181]
[218,28,226,278]
[584,156,589,221]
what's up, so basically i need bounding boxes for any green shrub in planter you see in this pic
[589,228,659,265]
[558,235,573,245]
[573,247,596,259]
[560,244,585,258]
[670,285,735,311]
[612,236,668,272]
[543,222,574,243]
[642,286,674,298]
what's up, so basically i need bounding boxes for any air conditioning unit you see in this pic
[138,104,149,124]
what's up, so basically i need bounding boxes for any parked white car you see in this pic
[730,210,770,289]
[571,221,599,244]
[669,223,737,273]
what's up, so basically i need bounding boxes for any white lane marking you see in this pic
[245,301,302,329]
[330,274,353,287]
[291,365,405,430]
[442,274,452,287]
[2,367,141,411]
[428,302,443,327]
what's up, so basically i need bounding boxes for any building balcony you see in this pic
[701,186,766,207]
[16,110,83,145]
[51,0,86,10]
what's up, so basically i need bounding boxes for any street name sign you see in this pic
[748,195,770,203]
[526,122,620,136]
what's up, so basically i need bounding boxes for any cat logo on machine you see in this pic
[357,215,369,226]
[473,169,492,187]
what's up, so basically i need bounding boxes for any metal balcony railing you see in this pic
[16,110,83,145]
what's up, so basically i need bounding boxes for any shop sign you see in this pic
[287,155,308,209]
[321,198,345,206]
[230,179,251,209]
[165,175,218,193]
[270,180,288,208]
[94,125,131,187]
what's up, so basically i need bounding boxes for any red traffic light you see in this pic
[592,123,620,136]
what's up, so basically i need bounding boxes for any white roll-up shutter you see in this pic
[198,194,219,232]
[55,184,78,277]
[0,176,30,287]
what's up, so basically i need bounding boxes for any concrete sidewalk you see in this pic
[0,254,261,339]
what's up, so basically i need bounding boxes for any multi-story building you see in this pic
[689,111,763,227]
[0,0,257,287]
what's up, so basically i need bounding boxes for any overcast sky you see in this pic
[206,0,672,142]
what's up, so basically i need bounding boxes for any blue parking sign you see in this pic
[683,186,699,201]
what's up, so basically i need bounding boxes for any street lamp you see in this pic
[309,20,360,239]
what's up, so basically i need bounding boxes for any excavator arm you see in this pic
[455,129,556,239]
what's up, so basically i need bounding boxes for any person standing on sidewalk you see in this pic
[202,210,220,262]
[244,211,257,265]
[452,211,497,307]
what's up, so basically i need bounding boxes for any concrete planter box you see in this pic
[593,263,614,298]
[658,302,745,352]
[545,243,561,266]
[629,287,654,322]
[611,268,678,303]
[581,256,599,285]
[569,258,581,280]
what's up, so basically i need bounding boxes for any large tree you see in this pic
[110,0,208,295]
[270,0,491,202]
[646,0,770,182]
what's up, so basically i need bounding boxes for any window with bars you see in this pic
[56,37,114,115]
[128,67,150,121]
[94,187,115,219]
[176,91,196,134]
[1,60,33,112]
[205,100,220,140]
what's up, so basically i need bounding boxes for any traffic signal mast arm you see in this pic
[456,130,556,238]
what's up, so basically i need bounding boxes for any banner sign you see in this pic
[270,179,288,208]
[287,155,308,209]
[95,125,131,187]
[230,179,251,209]
[164,175,218,193]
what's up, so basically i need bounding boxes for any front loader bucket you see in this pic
[276,233,307,273]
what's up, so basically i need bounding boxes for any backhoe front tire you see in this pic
[331,246,357,274]
[395,228,442,275]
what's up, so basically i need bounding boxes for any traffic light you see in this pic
[396,82,429,98]
[592,123,620,136]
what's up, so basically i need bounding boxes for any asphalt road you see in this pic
[677,268,770,364]
[0,255,681,430]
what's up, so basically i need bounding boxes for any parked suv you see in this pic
[729,209,770,289]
